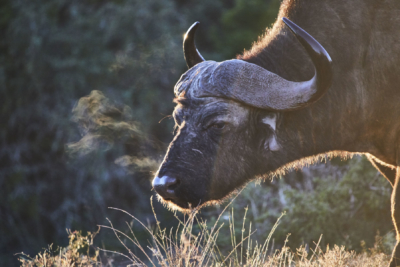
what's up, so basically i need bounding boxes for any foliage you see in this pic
[213,0,281,58]
[279,156,393,252]
[201,156,394,254]
[1,0,186,265]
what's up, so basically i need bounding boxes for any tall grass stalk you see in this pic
[98,195,390,267]
[19,194,391,266]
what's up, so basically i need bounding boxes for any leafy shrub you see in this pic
[204,156,394,254]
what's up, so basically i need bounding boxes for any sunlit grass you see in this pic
[18,229,100,267]
[18,195,391,266]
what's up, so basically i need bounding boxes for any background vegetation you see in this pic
[0,0,394,266]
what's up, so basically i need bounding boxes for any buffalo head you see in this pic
[152,18,332,211]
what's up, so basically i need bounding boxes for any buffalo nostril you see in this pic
[166,177,180,191]
[152,176,180,199]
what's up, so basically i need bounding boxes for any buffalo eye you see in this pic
[210,122,225,129]
[207,121,229,133]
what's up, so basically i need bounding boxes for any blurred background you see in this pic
[0,0,394,266]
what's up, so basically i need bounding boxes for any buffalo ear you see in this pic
[262,114,280,151]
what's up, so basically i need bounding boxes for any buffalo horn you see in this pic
[210,17,333,111]
[281,17,333,107]
[183,22,205,68]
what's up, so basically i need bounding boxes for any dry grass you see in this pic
[18,196,390,266]
[18,229,100,267]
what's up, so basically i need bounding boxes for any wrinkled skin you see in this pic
[156,97,274,210]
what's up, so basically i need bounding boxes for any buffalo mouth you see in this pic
[156,194,205,212]
[157,195,189,210]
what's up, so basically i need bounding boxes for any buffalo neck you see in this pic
[240,0,384,170]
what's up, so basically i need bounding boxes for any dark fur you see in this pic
[156,1,400,265]
[157,99,266,209]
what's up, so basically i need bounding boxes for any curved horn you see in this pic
[281,17,333,106]
[234,17,332,110]
[191,18,332,111]
[183,22,205,68]
[175,18,332,111]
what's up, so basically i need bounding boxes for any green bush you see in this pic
[203,156,394,254]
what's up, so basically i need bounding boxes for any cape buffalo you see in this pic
[152,1,400,265]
